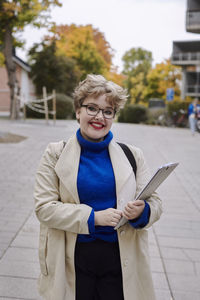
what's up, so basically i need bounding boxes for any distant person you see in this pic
[188,99,200,135]
[34,74,162,300]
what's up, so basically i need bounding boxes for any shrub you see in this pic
[118,104,148,123]
[53,93,74,119]
[25,93,74,120]
[167,101,189,118]
[166,101,190,128]
[146,108,166,125]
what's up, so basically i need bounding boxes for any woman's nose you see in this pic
[95,109,104,119]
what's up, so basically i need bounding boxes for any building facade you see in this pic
[186,0,200,33]
[171,0,200,100]
[0,55,35,113]
[171,40,200,100]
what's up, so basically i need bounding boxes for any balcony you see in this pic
[186,85,200,96]
[186,11,200,33]
[171,51,200,65]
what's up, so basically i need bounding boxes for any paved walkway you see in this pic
[0,119,200,300]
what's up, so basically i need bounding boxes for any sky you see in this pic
[17,0,200,72]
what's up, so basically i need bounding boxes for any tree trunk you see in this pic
[3,24,18,120]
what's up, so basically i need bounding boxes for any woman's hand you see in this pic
[123,200,145,220]
[95,208,122,227]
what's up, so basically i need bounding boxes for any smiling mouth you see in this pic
[89,122,105,130]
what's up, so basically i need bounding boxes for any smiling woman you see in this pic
[34,74,162,300]
[74,74,127,142]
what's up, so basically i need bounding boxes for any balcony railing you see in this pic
[186,11,200,33]
[186,85,200,94]
[172,52,200,63]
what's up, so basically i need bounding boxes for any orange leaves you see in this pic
[50,24,113,79]
[145,59,181,100]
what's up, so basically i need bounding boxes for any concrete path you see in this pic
[0,119,200,300]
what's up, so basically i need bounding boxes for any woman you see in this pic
[188,99,200,135]
[34,74,162,300]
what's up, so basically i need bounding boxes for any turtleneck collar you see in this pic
[76,128,113,152]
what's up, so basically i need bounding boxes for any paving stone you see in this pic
[157,236,200,250]
[0,260,40,279]
[168,273,200,292]
[149,244,160,258]
[2,247,38,263]
[11,233,38,249]
[154,226,200,239]
[172,290,200,300]
[0,276,39,299]
[154,289,172,300]
[163,258,195,275]
[160,247,189,261]
[195,262,200,276]
[150,257,164,272]
[0,231,16,244]
[152,272,169,289]
[183,249,200,262]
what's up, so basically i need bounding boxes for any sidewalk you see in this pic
[0,119,200,300]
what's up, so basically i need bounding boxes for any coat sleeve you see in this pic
[34,142,92,234]
[129,145,163,228]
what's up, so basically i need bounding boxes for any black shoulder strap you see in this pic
[117,142,137,178]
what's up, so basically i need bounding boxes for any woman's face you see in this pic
[76,94,115,142]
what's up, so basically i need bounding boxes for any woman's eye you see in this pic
[104,110,113,115]
[88,106,97,112]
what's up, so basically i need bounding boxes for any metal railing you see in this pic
[186,85,200,94]
[186,11,200,32]
[172,52,200,62]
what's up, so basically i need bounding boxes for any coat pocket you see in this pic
[38,228,48,276]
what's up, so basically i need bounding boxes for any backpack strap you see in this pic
[117,142,137,178]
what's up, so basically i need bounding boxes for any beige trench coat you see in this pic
[34,134,162,300]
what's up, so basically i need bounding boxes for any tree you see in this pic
[144,59,181,101]
[129,72,147,104]
[122,47,152,103]
[106,67,126,87]
[51,24,113,79]
[29,41,80,96]
[0,0,61,119]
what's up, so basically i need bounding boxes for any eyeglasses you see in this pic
[81,104,116,119]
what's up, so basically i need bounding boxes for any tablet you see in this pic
[114,162,179,230]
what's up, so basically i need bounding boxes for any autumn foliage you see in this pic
[144,59,181,101]
[51,24,113,79]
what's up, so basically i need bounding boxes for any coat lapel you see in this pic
[109,140,133,196]
[55,135,80,204]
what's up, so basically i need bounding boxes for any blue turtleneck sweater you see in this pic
[76,129,150,243]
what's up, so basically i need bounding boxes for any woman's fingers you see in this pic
[123,200,145,220]
[95,208,122,226]
[132,200,145,206]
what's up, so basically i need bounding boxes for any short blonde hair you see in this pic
[73,74,128,112]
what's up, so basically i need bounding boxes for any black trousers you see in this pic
[75,239,124,300]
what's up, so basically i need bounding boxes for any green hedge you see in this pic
[25,93,74,119]
[118,104,148,123]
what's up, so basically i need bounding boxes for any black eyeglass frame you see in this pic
[81,104,116,119]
